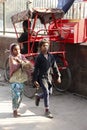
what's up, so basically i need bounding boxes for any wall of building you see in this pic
[66,43,87,97]
[0,36,17,69]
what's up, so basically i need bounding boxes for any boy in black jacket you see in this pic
[33,38,61,118]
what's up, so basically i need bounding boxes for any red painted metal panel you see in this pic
[48,19,87,44]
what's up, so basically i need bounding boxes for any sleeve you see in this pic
[52,56,61,79]
[9,55,21,77]
[17,32,28,43]
[17,33,24,43]
[21,54,28,62]
[33,56,40,82]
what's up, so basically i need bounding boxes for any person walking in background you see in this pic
[33,39,61,118]
[18,19,38,54]
[17,20,30,54]
[9,43,32,117]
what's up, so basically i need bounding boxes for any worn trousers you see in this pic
[39,78,52,108]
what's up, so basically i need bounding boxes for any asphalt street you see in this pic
[0,69,87,130]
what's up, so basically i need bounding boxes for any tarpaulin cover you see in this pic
[57,0,75,13]
[11,8,64,24]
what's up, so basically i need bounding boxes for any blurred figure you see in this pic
[18,20,38,54]
[18,20,31,54]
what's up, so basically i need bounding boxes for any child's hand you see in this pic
[22,61,34,71]
[57,76,61,83]
[34,81,40,89]
[15,57,21,63]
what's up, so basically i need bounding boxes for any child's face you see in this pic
[41,42,49,53]
[12,45,20,56]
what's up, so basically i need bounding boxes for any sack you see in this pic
[9,68,28,83]
[22,62,31,70]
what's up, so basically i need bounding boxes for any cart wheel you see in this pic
[4,58,10,82]
[53,68,71,92]
[23,83,36,98]
[23,81,42,98]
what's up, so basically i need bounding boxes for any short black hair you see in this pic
[39,38,49,48]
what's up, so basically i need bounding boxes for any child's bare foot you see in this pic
[13,110,21,118]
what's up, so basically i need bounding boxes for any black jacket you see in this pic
[33,52,61,83]
[18,32,28,54]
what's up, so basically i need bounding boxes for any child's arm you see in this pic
[34,81,40,89]
[52,56,61,83]
[57,76,61,83]
[33,56,40,85]
[21,55,34,69]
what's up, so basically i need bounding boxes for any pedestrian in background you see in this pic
[17,20,30,54]
[17,20,38,54]
[33,38,61,118]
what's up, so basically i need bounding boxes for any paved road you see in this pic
[0,82,87,130]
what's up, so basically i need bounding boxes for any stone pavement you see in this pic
[0,69,87,130]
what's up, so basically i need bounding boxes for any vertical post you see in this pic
[3,2,5,35]
[26,0,32,10]
[26,1,28,10]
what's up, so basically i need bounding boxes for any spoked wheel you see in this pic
[53,68,71,92]
[23,81,36,98]
[4,58,10,82]
[23,80,42,98]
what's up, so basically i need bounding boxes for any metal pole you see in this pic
[26,1,28,9]
[26,0,32,10]
[3,2,5,35]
